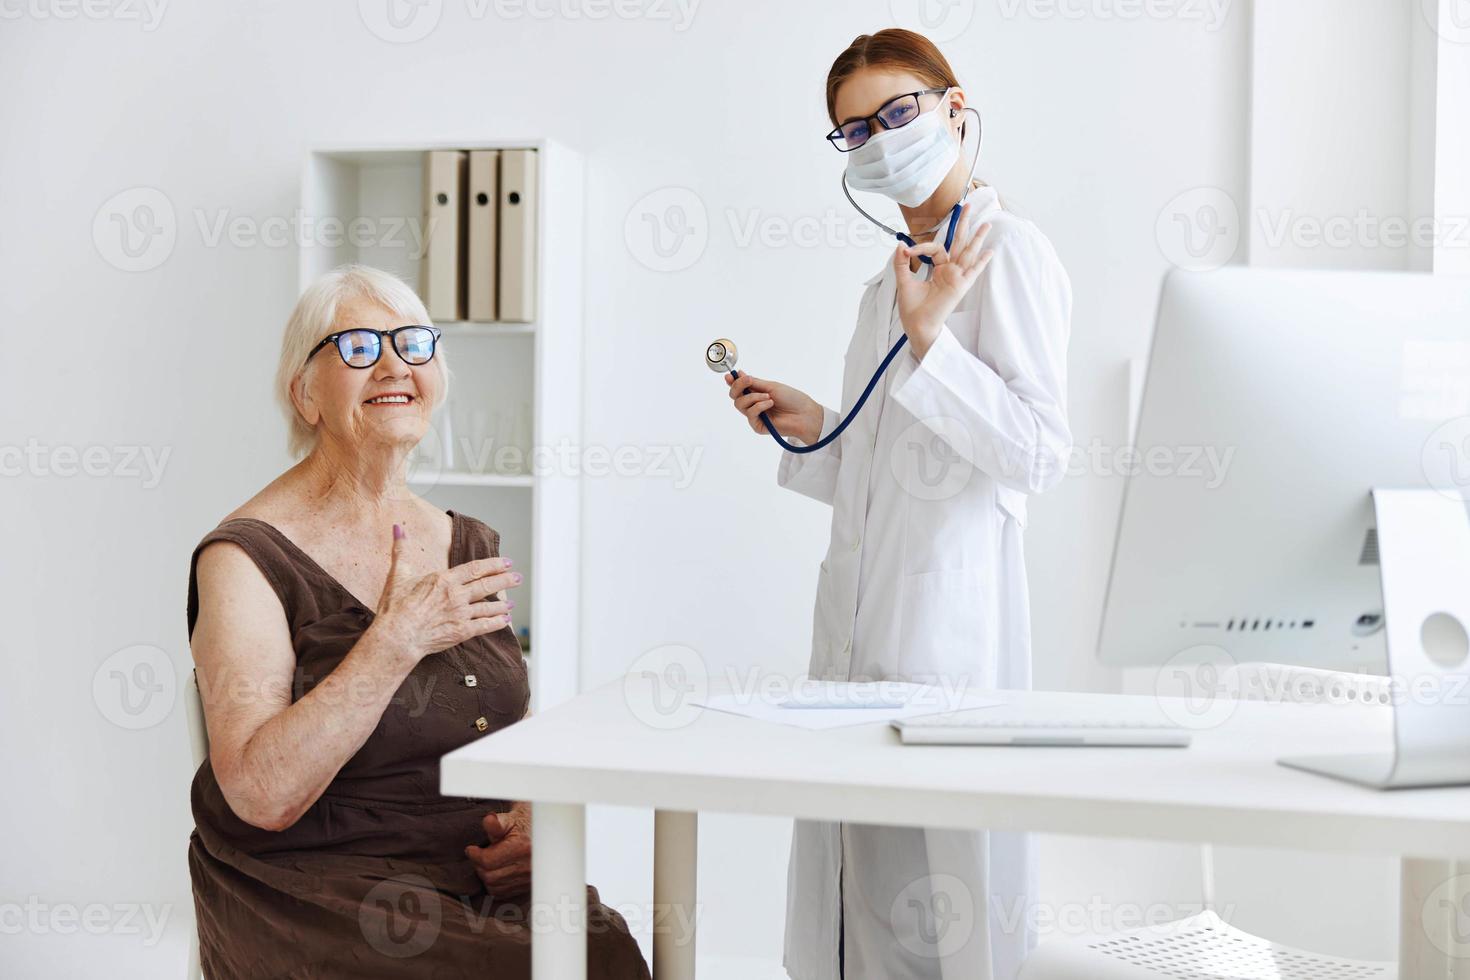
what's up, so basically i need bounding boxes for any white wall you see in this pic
[1430,0,1470,276]
[0,0,1419,973]
[1248,0,1416,269]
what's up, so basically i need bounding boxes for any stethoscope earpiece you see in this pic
[839,105,983,267]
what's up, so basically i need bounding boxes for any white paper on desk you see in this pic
[693,683,1003,730]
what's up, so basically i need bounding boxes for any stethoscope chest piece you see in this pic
[706,338,738,373]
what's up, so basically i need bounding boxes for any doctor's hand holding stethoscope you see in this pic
[715,27,1073,980]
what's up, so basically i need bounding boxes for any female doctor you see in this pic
[724,29,1072,980]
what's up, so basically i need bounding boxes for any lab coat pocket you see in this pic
[897,567,993,688]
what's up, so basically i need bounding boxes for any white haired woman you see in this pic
[185,265,649,978]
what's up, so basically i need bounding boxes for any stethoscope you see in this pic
[707,106,983,455]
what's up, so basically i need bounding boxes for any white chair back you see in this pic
[183,668,208,979]
[185,669,209,767]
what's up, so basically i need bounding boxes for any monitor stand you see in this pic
[1278,489,1470,789]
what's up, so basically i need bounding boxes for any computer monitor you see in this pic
[1098,266,1470,673]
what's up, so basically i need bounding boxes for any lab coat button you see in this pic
[464,674,478,688]
[474,716,489,732]
[844,636,852,652]
[851,536,861,552]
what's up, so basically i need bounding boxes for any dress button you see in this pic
[464,674,478,688]
[474,716,489,732]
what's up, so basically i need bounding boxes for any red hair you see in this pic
[825,29,960,125]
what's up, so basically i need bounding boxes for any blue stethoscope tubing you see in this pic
[734,107,983,455]
[729,202,963,455]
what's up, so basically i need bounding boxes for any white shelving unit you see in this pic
[299,139,584,710]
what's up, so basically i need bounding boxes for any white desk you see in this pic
[441,678,1470,979]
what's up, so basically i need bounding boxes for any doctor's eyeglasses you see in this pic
[826,87,949,152]
[305,325,442,369]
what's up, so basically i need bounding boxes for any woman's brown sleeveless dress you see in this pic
[185,511,650,979]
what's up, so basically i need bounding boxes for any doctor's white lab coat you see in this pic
[777,185,1071,980]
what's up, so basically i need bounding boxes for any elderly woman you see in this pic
[186,265,649,978]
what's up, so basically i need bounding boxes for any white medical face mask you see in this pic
[844,94,960,208]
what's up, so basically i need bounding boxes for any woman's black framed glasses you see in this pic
[305,325,442,369]
[826,88,949,152]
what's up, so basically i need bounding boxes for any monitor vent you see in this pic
[1359,528,1379,566]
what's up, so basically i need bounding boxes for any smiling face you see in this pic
[292,294,444,456]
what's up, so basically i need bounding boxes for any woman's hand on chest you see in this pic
[374,524,520,664]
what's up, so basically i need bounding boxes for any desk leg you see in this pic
[533,802,586,980]
[653,810,697,980]
[1400,857,1470,979]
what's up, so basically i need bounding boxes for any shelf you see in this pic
[409,471,534,488]
[311,140,545,167]
[438,321,535,336]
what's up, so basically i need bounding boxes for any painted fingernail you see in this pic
[393,524,403,540]
[512,573,523,583]
[507,600,515,609]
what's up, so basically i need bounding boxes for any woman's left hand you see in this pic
[893,202,995,360]
[466,803,532,899]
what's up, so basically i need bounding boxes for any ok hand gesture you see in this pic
[892,201,995,359]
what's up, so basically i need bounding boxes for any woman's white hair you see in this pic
[275,264,451,459]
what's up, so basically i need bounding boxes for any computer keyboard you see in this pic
[894,713,1191,747]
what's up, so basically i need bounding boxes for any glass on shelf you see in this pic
[415,396,534,483]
